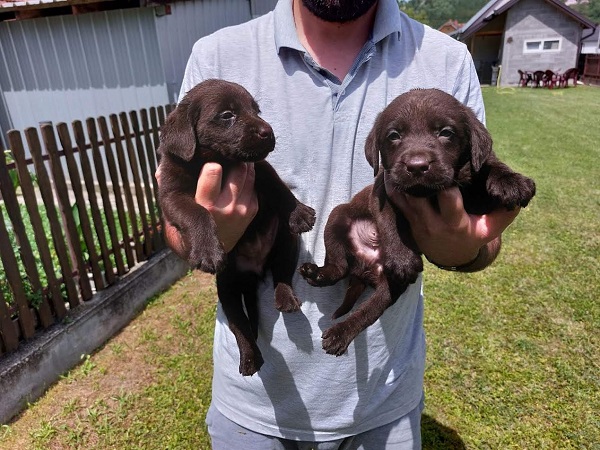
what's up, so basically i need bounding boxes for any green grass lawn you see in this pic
[1,85,599,449]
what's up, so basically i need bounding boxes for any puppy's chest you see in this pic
[232,208,279,276]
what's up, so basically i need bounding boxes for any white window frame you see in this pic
[523,38,562,53]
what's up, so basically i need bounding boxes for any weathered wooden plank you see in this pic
[144,107,164,250]
[109,114,143,264]
[24,128,80,308]
[41,125,93,301]
[140,108,164,250]
[56,123,105,292]
[129,110,158,255]
[86,118,126,276]
[96,117,135,270]
[72,121,116,285]
[118,112,150,261]
[0,148,55,326]
[7,130,67,319]
[0,288,19,353]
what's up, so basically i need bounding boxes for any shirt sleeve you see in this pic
[178,42,206,103]
[452,47,486,125]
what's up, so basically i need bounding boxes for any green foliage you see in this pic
[398,0,489,28]
[0,204,54,308]
[3,149,37,189]
[566,0,600,23]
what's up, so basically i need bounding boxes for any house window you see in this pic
[524,38,561,53]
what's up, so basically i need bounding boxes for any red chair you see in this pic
[543,70,559,89]
[518,70,532,87]
[532,70,545,87]
[560,68,578,87]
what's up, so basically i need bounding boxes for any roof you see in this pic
[455,0,597,40]
[438,19,463,32]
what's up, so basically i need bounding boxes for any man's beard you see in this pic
[301,0,378,23]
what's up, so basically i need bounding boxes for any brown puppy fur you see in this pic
[300,88,536,356]
[158,79,316,375]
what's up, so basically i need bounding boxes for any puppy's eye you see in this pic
[386,130,401,142]
[438,127,455,139]
[219,111,235,120]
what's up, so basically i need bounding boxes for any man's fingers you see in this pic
[226,163,254,204]
[195,162,223,205]
[236,163,256,206]
[436,187,466,227]
[477,207,521,240]
[394,192,437,226]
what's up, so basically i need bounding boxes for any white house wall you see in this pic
[0,7,169,148]
[501,0,581,86]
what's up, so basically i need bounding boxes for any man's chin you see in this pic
[301,0,377,23]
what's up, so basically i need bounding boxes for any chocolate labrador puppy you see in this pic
[158,79,316,375]
[300,88,536,356]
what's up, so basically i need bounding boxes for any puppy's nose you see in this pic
[405,157,430,175]
[257,125,273,140]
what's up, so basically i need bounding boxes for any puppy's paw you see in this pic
[299,263,338,287]
[322,322,353,356]
[289,203,316,234]
[488,172,536,209]
[188,241,226,274]
[299,262,318,279]
[239,352,264,377]
[274,284,301,313]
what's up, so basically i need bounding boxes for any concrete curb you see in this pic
[0,249,189,424]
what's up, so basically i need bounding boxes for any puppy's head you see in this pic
[159,79,275,163]
[365,88,492,197]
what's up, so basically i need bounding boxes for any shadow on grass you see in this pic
[422,414,466,449]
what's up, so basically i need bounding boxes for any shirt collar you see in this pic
[273,0,403,53]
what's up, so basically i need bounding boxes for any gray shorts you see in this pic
[206,397,425,450]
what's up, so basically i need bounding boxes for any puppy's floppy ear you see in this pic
[467,110,493,172]
[159,98,201,161]
[364,125,380,177]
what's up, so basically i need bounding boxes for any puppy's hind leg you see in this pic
[216,271,264,376]
[270,232,302,313]
[332,276,366,319]
[299,205,352,287]
[322,277,406,356]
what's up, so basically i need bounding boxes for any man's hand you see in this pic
[389,187,520,272]
[156,162,258,256]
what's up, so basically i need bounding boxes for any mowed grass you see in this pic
[1,86,599,449]
[422,86,600,449]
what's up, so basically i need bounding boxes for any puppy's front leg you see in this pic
[161,194,226,273]
[254,161,316,234]
[483,158,536,210]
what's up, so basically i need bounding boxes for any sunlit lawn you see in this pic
[1,85,598,449]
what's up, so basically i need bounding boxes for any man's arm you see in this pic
[390,187,520,272]
[157,162,258,256]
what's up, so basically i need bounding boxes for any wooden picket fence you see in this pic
[0,104,175,355]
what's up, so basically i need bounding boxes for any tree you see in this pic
[398,0,489,29]
[567,0,600,24]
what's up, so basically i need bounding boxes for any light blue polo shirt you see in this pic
[180,0,484,441]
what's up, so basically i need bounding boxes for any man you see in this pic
[159,0,519,447]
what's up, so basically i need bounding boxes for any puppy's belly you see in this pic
[349,219,383,281]
[234,216,279,275]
